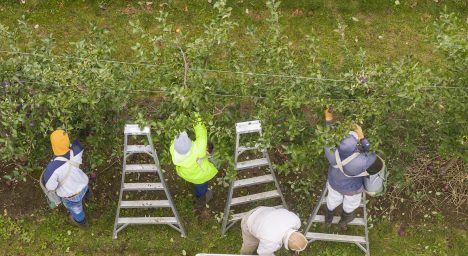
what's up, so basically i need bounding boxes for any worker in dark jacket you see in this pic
[323,108,376,230]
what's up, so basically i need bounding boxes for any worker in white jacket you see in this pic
[240,206,308,255]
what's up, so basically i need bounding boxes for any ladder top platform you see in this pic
[236,120,261,134]
[124,124,150,135]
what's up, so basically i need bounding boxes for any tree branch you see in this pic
[177,45,189,88]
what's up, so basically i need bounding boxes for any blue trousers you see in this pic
[62,185,88,223]
[194,182,208,198]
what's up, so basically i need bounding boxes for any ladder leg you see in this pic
[304,182,328,236]
[265,152,288,209]
[112,134,128,239]
[147,134,186,237]
[222,132,240,236]
[362,192,370,256]
[221,181,234,236]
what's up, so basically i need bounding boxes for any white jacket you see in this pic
[43,141,88,198]
[246,207,301,256]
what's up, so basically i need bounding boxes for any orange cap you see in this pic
[50,129,70,156]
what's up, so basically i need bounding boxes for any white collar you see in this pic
[283,229,296,250]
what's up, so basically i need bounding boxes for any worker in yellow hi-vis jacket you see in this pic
[170,113,218,210]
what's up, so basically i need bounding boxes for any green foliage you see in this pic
[0,1,466,183]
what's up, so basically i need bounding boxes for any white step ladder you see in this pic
[221,120,288,236]
[303,183,370,255]
[112,124,186,239]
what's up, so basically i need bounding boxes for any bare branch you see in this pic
[177,45,189,88]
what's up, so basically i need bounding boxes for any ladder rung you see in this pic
[305,232,366,244]
[233,174,275,188]
[117,217,177,225]
[120,200,170,208]
[236,120,262,134]
[312,215,366,226]
[322,198,365,207]
[231,190,280,206]
[231,205,284,221]
[126,145,152,154]
[125,164,158,173]
[124,124,150,135]
[237,146,259,154]
[123,183,164,191]
[235,158,269,170]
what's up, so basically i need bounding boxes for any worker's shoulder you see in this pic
[70,140,83,155]
[43,157,67,183]
[45,158,67,172]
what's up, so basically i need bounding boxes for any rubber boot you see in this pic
[85,188,94,201]
[204,190,213,204]
[324,209,334,228]
[338,211,355,231]
[69,215,88,229]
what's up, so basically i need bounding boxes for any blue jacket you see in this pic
[325,133,376,195]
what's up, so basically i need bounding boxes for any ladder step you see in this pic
[120,200,170,208]
[236,120,262,134]
[233,174,275,188]
[235,158,269,170]
[322,198,365,207]
[305,232,366,244]
[231,205,284,221]
[237,146,260,154]
[125,164,158,173]
[117,217,177,225]
[124,124,150,135]
[312,215,366,226]
[126,145,152,154]
[231,190,280,206]
[123,183,164,191]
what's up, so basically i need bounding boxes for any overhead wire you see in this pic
[1,49,467,91]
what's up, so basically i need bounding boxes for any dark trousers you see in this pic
[194,182,208,198]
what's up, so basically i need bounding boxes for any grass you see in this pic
[0,203,466,255]
[0,0,466,66]
[0,0,467,255]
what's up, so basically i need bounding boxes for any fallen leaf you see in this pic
[292,9,303,17]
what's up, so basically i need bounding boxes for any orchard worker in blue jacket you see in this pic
[42,129,90,227]
[323,108,377,230]
[170,113,218,211]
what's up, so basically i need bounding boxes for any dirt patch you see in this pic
[1,150,466,233]
[371,155,467,229]
[0,178,45,217]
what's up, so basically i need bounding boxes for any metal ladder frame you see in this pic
[112,124,186,239]
[221,120,288,236]
[303,183,370,255]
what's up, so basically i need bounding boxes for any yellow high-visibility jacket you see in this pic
[170,119,218,184]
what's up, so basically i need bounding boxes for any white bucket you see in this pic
[364,155,387,197]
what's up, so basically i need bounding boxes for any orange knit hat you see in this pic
[50,129,70,156]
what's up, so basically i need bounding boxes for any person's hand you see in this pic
[354,124,364,140]
[324,107,333,121]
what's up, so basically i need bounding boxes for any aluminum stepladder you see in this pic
[303,183,370,255]
[221,120,288,236]
[112,124,186,239]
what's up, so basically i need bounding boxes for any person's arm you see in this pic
[354,124,370,152]
[257,239,279,256]
[324,107,334,128]
[193,113,208,156]
[324,147,337,165]
[45,171,59,191]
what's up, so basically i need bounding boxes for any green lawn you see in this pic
[1,0,466,65]
[0,0,467,255]
[1,201,467,255]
